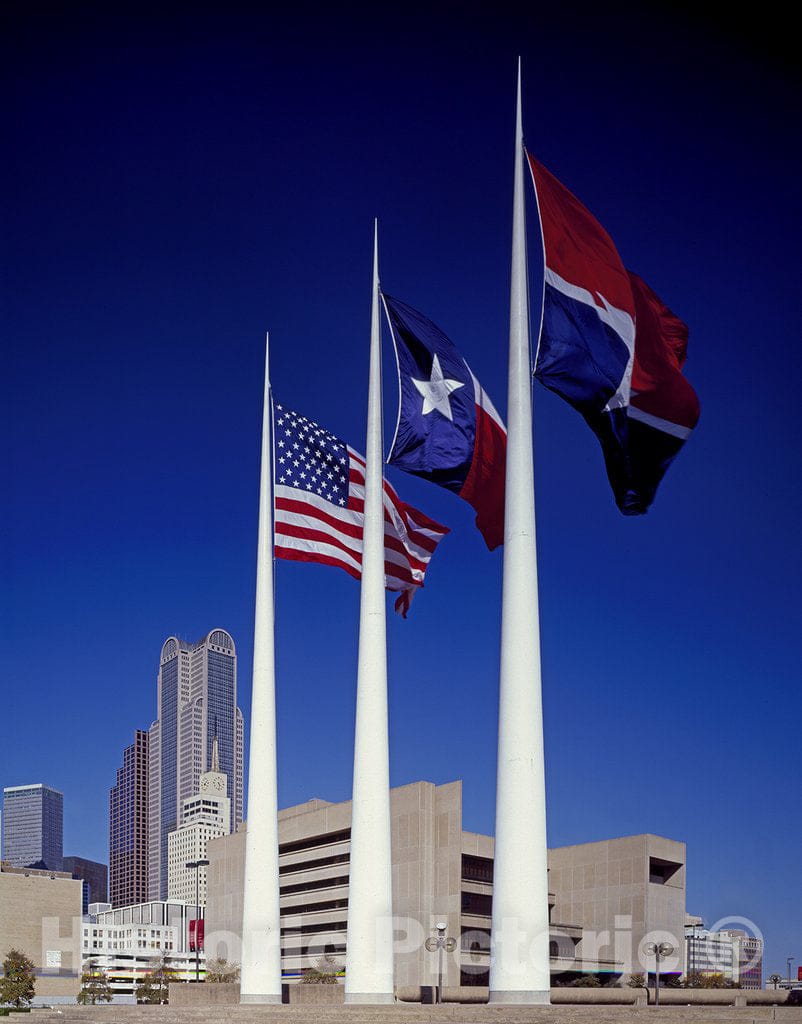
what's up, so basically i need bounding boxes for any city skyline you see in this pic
[4,2,800,980]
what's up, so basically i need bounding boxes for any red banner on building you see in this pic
[188,918,205,952]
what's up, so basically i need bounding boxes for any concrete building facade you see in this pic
[0,862,81,1004]
[548,833,687,980]
[63,855,108,914]
[147,629,244,900]
[1,783,63,871]
[109,729,148,908]
[205,780,643,990]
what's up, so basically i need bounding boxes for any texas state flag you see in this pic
[528,153,700,514]
[382,293,506,550]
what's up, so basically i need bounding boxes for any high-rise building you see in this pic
[685,917,763,989]
[167,736,231,905]
[63,855,108,915]
[109,729,148,908]
[148,629,243,900]
[1,783,63,871]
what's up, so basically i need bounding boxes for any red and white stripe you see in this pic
[274,447,449,616]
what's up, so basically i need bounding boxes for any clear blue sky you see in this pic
[3,2,800,978]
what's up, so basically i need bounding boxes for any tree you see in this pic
[300,955,343,984]
[135,954,175,1005]
[702,973,730,989]
[205,957,240,983]
[0,949,35,1008]
[682,970,733,989]
[573,974,601,987]
[77,959,113,1005]
[627,972,645,988]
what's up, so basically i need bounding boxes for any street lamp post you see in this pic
[186,859,210,983]
[644,942,674,1006]
[424,921,456,1004]
[687,921,700,980]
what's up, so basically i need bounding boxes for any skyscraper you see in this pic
[1,783,63,871]
[109,730,149,908]
[63,855,108,914]
[147,629,243,900]
[167,736,231,905]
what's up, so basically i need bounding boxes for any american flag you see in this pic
[273,402,449,615]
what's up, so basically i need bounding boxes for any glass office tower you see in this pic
[1,783,63,871]
[63,855,108,913]
[147,629,243,900]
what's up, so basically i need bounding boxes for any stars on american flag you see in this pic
[274,404,350,506]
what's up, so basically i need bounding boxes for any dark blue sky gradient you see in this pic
[3,2,800,975]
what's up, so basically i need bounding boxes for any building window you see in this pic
[462,855,493,883]
[648,857,682,884]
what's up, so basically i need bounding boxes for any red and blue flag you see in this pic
[382,294,506,550]
[528,153,700,514]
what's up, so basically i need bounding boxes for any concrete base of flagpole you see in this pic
[239,994,283,1004]
[488,990,551,1005]
[344,992,395,1004]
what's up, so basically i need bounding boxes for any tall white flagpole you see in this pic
[488,62,551,1005]
[240,334,282,1004]
[344,221,395,1004]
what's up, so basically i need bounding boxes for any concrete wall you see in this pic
[392,780,463,990]
[205,782,465,987]
[168,981,240,1005]
[0,867,82,1002]
[205,825,246,960]
[548,833,686,977]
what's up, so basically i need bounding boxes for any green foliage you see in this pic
[300,955,343,984]
[627,972,645,988]
[205,957,240,983]
[77,959,113,1005]
[573,974,601,987]
[135,954,176,1005]
[0,950,35,1008]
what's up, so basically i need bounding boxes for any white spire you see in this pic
[488,60,551,1005]
[211,733,220,774]
[239,334,282,1004]
[344,222,395,1004]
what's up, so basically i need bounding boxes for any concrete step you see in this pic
[26,1008,802,1024]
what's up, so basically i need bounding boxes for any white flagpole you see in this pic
[344,221,395,1004]
[488,62,551,1005]
[240,334,282,1004]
